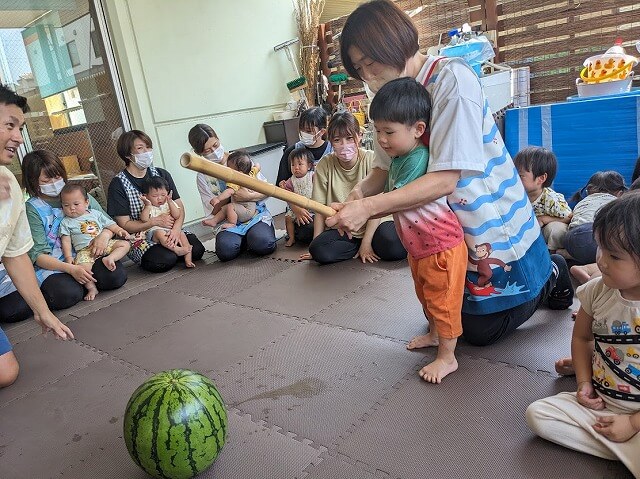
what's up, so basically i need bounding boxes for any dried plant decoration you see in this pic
[293,0,326,106]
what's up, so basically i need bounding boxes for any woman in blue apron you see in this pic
[20,150,127,311]
[188,124,276,261]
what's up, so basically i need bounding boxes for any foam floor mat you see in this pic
[67,288,214,353]
[310,272,426,341]
[458,306,575,375]
[115,301,301,379]
[154,256,294,300]
[0,358,150,478]
[227,262,384,318]
[336,355,633,479]
[216,321,424,448]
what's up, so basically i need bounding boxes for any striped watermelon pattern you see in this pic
[123,369,227,479]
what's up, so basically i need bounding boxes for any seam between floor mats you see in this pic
[453,351,561,378]
[7,267,198,347]
[298,451,393,479]
[226,406,330,455]
[0,349,133,410]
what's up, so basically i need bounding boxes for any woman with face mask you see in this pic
[275,107,334,246]
[326,0,574,346]
[188,123,276,261]
[301,112,406,264]
[108,130,205,272]
[17,150,127,313]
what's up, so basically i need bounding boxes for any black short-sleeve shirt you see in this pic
[107,167,180,218]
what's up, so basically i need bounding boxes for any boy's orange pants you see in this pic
[408,241,467,340]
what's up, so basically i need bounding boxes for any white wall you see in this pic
[103,0,298,221]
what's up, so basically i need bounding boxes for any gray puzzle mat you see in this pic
[115,301,300,378]
[154,256,294,300]
[66,288,213,353]
[458,306,575,374]
[0,335,103,404]
[227,262,384,318]
[336,355,633,479]
[302,456,378,479]
[57,409,322,479]
[311,272,426,340]
[0,358,150,478]
[217,321,424,448]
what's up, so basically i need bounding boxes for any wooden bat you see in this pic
[180,152,336,217]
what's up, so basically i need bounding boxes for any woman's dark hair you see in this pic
[570,170,627,203]
[188,123,218,154]
[227,150,252,175]
[369,77,431,127]
[630,177,640,192]
[299,107,329,133]
[21,149,67,198]
[60,183,88,201]
[512,146,557,188]
[593,192,640,264]
[0,83,29,113]
[143,176,171,194]
[288,147,314,168]
[327,111,361,142]
[340,0,419,81]
[116,130,153,165]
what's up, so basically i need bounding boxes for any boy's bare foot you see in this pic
[84,284,98,301]
[555,357,575,376]
[202,218,218,227]
[102,256,116,271]
[221,222,235,229]
[285,237,295,247]
[419,357,458,384]
[407,332,439,350]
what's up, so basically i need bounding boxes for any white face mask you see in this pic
[40,178,65,197]
[133,150,153,169]
[204,144,225,162]
[299,131,318,147]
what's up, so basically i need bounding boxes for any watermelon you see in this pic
[123,369,227,479]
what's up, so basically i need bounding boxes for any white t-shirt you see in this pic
[0,166,35,297]
[577,277,640,409]
[570,193,616,229]
[373,57,551,315]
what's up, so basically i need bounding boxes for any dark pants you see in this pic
[309,221,407,265]
[294,222,314,245]
[565,223,597,265]
[140,233,205,273]
[461,254,572,346]
[215,221,277,262]
[0,259,128,322]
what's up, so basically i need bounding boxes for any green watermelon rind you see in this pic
[123,369,227,479]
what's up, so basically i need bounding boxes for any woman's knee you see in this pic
[215,232,242,262]
[0,292,33,323]
[247,224,276,256]
[92,260,128,291]
[0,351,19,388]
[372,221,407,261]
[309,237,339,265]
[41,274,84,310]
[186,234,205,261]
[140,245,178,273]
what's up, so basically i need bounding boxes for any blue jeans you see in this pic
[215,221,277,262]
[565,223,597,265]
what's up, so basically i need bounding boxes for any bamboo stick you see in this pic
[180,152,336,217]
